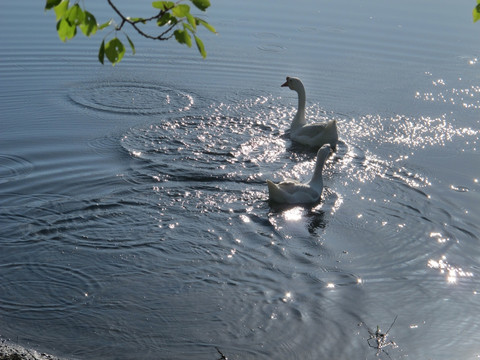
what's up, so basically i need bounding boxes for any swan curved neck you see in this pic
[308,154,326,190]
[292,84,306,128]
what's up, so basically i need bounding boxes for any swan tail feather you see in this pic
[267,180,285,203]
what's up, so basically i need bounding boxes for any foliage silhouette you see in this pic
[45,0,216,65]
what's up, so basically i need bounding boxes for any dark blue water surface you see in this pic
[1,1,479,359]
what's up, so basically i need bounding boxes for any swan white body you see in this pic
[267,144,332,204]
[282,76,338,148]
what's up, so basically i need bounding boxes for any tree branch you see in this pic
[107,0,178,40]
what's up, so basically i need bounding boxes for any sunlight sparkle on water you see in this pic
[348,112,478,149]
[281,292,293,303]
[329,193,343,214]
[240,215,251,223]
[430,232,448,244]
[283,207,303,222]
[237,137,285,164]
[428,255,474,284]
[415,79,480,110]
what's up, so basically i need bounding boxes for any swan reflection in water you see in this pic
[268,202,329,235]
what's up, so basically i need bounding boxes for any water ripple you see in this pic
[120,113,283,184]
[87,134,124,155]
[0,194,164,250]
[0,262,99,320]
[0,154,33,183]
[257,44,287,53]
[68,81,195,115]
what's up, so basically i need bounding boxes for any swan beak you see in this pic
[281,80,288,87]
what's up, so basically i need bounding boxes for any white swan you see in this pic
[281,76,338,148]
[267,144,332,204]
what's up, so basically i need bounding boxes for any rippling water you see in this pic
[1,1,480,359]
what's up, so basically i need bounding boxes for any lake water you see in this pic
[1,0,479,359]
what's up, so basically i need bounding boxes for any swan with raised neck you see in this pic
[281,76,338,148]
[267,144,332,204]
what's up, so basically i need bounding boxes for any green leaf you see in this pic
[98,40,105,64]
[45,0,62,10]
[66,4,84,26]
[98,20,112,30]
[56,18,77,42]
[105,37,125,65]
[172,4,190,18]
[190,0,210,11]
[174,29,192,47]
[80,11,97,36]
[186,13,196,30]
[474,4,480,22]
[54,0,69,20]
[126,34,136,55]
[194,35,206,58]
[152,1,174,10]
[197,18,216,33]
[157,13,177,26]
[183,23,194,33]
[128,17,146,24]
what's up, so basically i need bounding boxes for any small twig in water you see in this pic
[215,347,228,360]
[365,315,398,358]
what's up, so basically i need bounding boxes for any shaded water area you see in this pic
[1,0,480,359]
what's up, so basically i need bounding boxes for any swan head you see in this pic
[281,76,303,91]
[317,143,333,161]
[308,143,333,187]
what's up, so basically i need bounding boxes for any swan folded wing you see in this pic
[267,180,320,204]
[288,187,320,203]
[291,121,338,147]
[292,123,327,135]
[276,180,305,192]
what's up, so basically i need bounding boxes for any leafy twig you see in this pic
[107,0,176,40]
[45,0,216,64]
